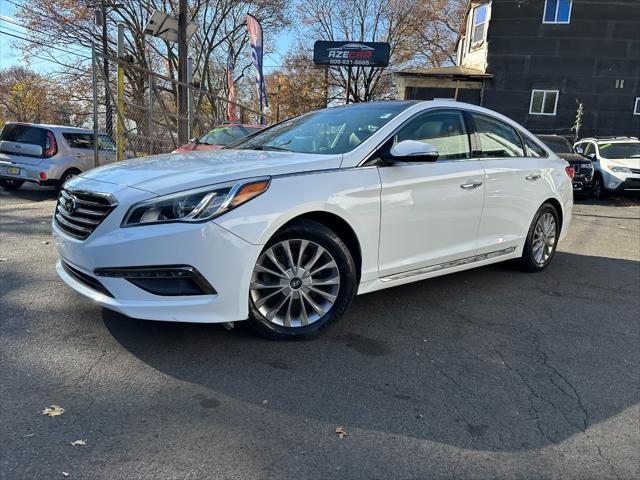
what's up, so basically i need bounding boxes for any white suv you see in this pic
[574,137,640,199]
[52,101,573,339]
[0,123,116,191]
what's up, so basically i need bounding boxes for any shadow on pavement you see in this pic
[103,251,640,452]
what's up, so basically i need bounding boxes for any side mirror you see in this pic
[389,140,439,162]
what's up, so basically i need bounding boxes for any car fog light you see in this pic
[94,265,216,296]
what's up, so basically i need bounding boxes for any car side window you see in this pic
[64,133,94,150]
[583,143,594,158]
[394,110,471,160]
[472,114,525,158]
[523,136,547,157]
[98,135,116,152]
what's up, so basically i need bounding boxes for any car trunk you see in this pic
[0,124,48,165]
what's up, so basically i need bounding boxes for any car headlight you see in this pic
[609,166,631,174]
[122,177,270,227]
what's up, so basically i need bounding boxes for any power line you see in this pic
[0,28,92,60]
[0,12,92,56]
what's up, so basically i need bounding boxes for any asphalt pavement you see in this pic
[1,184,639,479]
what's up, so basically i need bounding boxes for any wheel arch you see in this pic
[271,211,363,283]
[543,197,564,233]
[60,166,82,180]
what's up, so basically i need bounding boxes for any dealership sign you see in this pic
[313,41,390,67]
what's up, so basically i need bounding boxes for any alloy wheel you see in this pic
[250,239,341,328]
[532,212,557,265]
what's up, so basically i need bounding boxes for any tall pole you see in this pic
[91,40,99,168]
[116,23,125,162]
[324,66,329,108]
[187,56,193,140]
[345,66,351,104]
[100,0,113,137]
[177,0,188,144]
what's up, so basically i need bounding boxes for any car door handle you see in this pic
[460,182,483,190]
[525,174,541,181]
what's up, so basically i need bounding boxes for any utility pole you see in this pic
[100,0,113,137]
[177,0,188,144]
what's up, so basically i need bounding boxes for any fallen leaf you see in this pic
[62,472,70,477]
[335,426,348,439]
[69,439,86,446]
[41,405,64,417]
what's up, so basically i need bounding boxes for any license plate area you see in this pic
[7,167,21,175]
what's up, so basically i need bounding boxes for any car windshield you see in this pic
[538,136,573,154]
[229,103,413,155]
[598,142,640,159]
[199,126,261,146]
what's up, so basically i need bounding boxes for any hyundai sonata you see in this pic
[53,101,573,339]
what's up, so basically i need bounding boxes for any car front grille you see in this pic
[55,188,117,240]
[630,168,640,175]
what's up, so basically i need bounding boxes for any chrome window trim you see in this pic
[356,106,478,167]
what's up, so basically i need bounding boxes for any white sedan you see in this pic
[53,100,573,339]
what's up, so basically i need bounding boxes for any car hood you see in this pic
[172,143,223,153]
[80,149,342,195]
[603,157,640,169]
[556,153,591,164]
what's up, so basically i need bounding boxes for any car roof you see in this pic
[4,122,108,135]
[578,137,639,144]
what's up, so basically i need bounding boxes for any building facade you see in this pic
[395,0,640,138]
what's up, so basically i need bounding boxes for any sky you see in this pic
[0,0,293,73]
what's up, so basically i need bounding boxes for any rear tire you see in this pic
[56,169,80,193]
[247,220,357,340]
[517,203,560,272]
[0,179,24,191]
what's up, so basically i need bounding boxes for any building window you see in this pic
[470,3,488,49]
[543,0,572,24]
[635,98,640,115]
[529,90,559,116]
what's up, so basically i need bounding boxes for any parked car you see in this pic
[537,134,594,195]
[172,123,263,153]
[52,101,573,340]
[574,137,640,199]
[0,122,116,191]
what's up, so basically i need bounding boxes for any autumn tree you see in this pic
[280,0,465,109]
[265,51,329,120]
[0,67,86,127]
[15,0,291,127]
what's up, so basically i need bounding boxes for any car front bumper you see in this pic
[571,172,593,192]
[601,170,640,192]
[53,207,263,324]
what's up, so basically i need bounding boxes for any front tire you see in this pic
[248,220,357,340]
[592,174,608,200]
[0,179,24,191]
[518,203,560,272]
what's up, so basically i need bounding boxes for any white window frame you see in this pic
[469,3,489,50]
[634,97,640,115]
[543,0,573,24]
[529,90,559,116]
